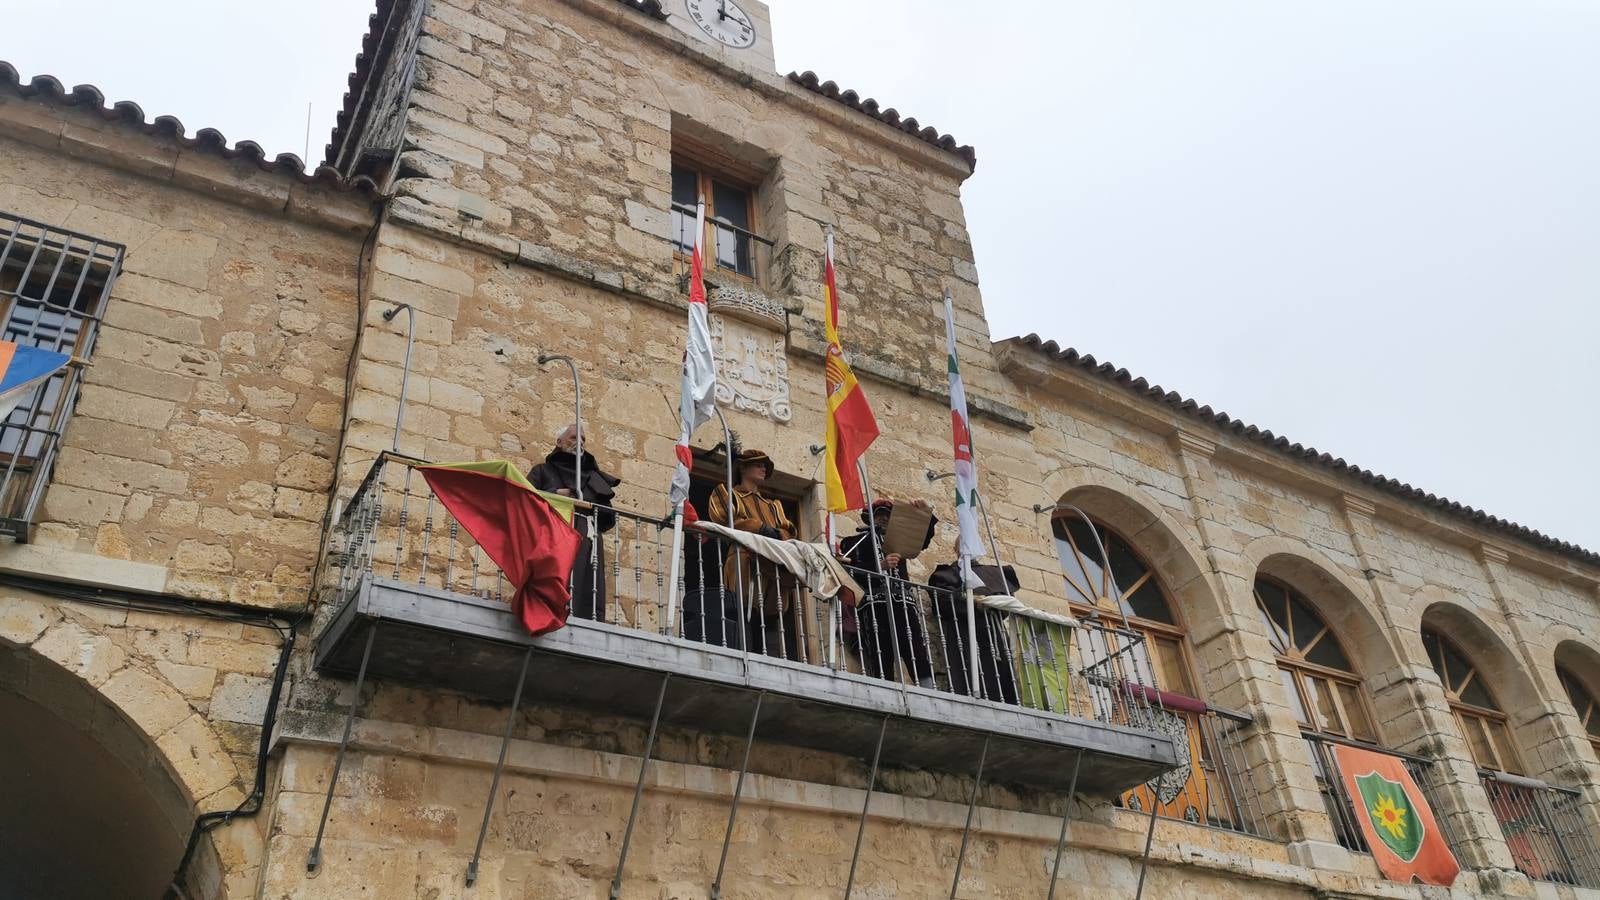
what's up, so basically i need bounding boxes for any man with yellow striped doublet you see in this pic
[708,449,800,657]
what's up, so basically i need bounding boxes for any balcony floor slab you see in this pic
[313,576,1179,796]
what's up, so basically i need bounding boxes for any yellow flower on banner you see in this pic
[1371,794,1408,840]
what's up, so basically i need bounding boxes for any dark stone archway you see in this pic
[0,645,198,900]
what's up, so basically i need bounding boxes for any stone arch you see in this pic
[1417,598,1545,735]
[1242,535,1403,686]
[1554,639,1600,696]
[1,603,239,900]
[1039,463,1222,633]
[1553,639,1600,752]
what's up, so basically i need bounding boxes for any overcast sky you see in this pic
[6,1,1596,552]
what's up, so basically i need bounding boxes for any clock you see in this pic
[685,0,757,49]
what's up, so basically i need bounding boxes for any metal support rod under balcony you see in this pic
[306,624,377,872]
[1046,750,1085,900]
[949,734,990,899]
[610,674,669,900]
[1134,766,1163,900]
[844,715,889,900]
[465,646,534,886]
[710,691,764,900]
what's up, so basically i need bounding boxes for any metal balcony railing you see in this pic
[670,200,773,286]
[1305,733,1465,859]
[1118,705,1272,838]
[1480,771,1600,887]
[325,452,1182,736]
[305,453,1196,888]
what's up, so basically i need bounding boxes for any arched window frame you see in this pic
[1422,626,1523,775]
[1253,575,1379,743]
[1051,511,1262,831]
[1051,513,1197,699]
[1557,665,1600,757]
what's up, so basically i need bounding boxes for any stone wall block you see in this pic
[419,33,485,78]
[156,713,241,799]
[74,383,177,429]
[115,271,225,319]
[100,666,195,737]
[0,592,60,646]
[40,483,125,527]
[31,619,127,686]
[429,4,506,43]
[416,58,496,112]
[210,672,272,725]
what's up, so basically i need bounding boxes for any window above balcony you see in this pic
[668,132,775,288]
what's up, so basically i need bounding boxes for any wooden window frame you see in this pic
[1254,575,1380,743]
[1557,666,1600,757]
[687,451,809,540]
[1424,627,1525,775]
[1051,513,1229,823]
[670,139,762,285]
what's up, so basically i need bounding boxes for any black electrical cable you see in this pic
[166,620,294,898]
[161,14,423,891]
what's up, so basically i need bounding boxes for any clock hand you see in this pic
[719,0,727,19]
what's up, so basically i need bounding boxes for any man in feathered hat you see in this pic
[708,449,801,658]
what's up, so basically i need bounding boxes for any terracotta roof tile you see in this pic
[787,70,976,172]
[328,0,663,172]
[1007,333,1599,568]
[326,0,396,172]
[0,61,375,193]
[617,0,668,18]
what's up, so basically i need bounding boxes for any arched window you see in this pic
[1052,514,1225,826]
[1254,576,1376,742]
[1053,515,1193,697]
[1255,576,1382,851]
[1557,666,1600,756]
[1423,627,1522,774]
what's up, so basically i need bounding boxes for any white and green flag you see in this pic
[943,292,984,572]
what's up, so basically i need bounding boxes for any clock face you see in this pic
[685,0,757,49]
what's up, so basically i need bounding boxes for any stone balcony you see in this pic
[306,453,1183,800]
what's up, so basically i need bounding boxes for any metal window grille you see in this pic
[0,212,123,541]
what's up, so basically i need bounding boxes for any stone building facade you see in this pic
[1,1,1598,898]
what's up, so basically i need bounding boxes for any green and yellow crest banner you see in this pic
[1332,744,1459,885]
[1356,771,1424,861]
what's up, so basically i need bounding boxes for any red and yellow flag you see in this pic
[1331,744,1459,886]
[417,460,582,636]
[822,234,879,512]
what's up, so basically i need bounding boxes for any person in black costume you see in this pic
[928,562,1021,705]
[528,423,621,621]
[839,498,938,687]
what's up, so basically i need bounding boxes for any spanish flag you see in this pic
[417,460,582,636]
[822,232,879,512]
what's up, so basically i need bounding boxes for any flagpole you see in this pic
[665,196,709,634]
[964,559,981,699]
[855,458,907,699]
[823,224,840,669]
[943,288,983,698]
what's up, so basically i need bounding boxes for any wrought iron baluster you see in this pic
[444,518,459,591]
[419,494,435,586]
[393,465,412,579]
